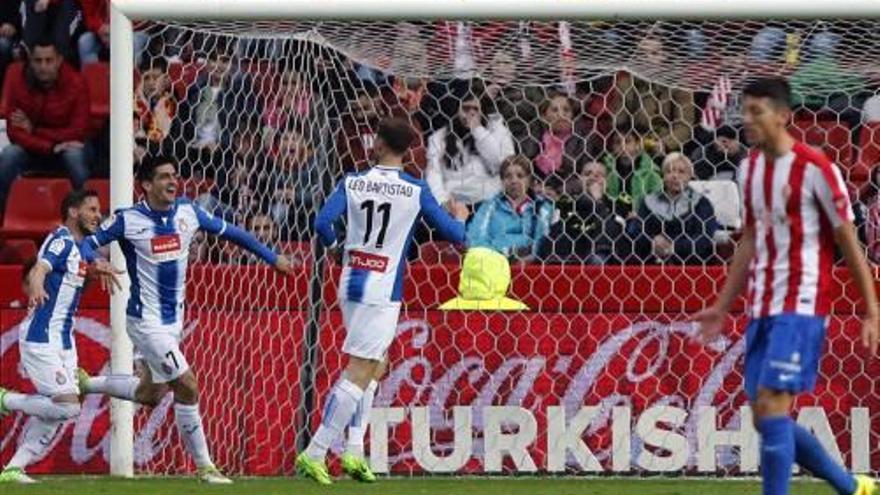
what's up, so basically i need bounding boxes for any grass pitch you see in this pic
[0,476,833,495]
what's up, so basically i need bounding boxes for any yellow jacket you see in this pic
[439,247,529,311]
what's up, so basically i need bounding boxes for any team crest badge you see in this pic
[55,371,67,385]
[176,217,189,233]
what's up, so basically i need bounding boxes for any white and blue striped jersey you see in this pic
[82,198,278,326]
[21,226,88,350]
[315,165,466,304]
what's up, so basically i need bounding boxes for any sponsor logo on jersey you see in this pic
[349,250,389,272]
[151,234,182,261]
[48,238,66,255]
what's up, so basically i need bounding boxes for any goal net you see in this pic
[7,18,880,477]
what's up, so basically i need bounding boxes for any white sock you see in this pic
[86,375,139,401]
[6,418,63,470]
[3,393,80,420]
[346,380,377,458]
[305,379,364,460]
[174,403,213,468]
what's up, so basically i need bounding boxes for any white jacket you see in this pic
[425,114,515,205]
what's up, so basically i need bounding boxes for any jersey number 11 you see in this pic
[360,200,391,248]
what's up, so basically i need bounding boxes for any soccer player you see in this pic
[76,155,293,484]
[296,117,469,484]
[696,77,878,495]
[0,190,121,484]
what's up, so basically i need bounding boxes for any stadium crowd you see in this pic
[1,14,880,266]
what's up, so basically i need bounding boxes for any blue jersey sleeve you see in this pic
[81,210,126,261]
[420,186,466,244]
[192,202,277,265]
[39,236,74,271]
[315,180,348,247]
[193,202,228,235]
[219,223,279,266]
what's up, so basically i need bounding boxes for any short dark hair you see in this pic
[137,155,177,184]
[29,36,57,53]
[743,77,792,109]
[61,189,99,221]
[376,117,415,154]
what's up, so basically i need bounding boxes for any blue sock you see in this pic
[759,416,795,495]
[793,423,857,495]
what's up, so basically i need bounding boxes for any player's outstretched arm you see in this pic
[192,203,290,274]
[314,181,347,248]
[420,188,468,244]
[835,222,880,355]
[693,224,755,343]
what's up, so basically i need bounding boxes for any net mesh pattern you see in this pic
[120,19,880,476]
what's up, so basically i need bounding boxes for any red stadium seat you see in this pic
[1,178,72,240]
[84,178,110,214]
[0,238,38,264]
[789,117,854,175]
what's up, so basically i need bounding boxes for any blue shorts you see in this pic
[743,313,827,401]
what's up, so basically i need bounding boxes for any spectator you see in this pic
[203,124,272,221]
[541,159,631,264]
[234,213,279,264]
[467,155,553,263]
[269,124,330,241]
[426,85,515,209]
[520,91,590,199]
[628,153,720,264]
[600,129,663,210]
[0,38,89,213]
[0,1,21,88]
[612,37,697,153]
[171,48,259,176]
[21,0,79,63]
[134,57,176,156]
[77,0,109,64]
[688,124,746,181]
[482,49,544,142]
[262,61,312,147]
[336,83,388,174]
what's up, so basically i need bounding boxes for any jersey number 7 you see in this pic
[361,200,391,248]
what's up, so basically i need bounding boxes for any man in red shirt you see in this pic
[0,38,89,213]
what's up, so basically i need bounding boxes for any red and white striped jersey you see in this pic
[739,141,854,318]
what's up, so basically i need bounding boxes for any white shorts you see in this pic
[19,343,79,397]
[341,301,401,361]
[127,317,190,383]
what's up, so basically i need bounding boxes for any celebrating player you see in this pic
[0,190,121,484]
[76,156,293,484]
[695,77,878,495]
[296,117,469,484]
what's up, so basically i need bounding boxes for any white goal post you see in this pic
[107,0,880,478]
